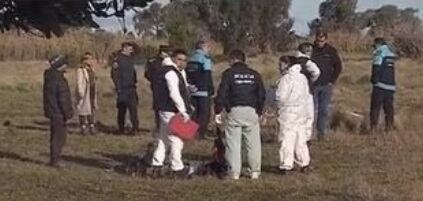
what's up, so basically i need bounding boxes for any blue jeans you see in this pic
[313,85,333,136]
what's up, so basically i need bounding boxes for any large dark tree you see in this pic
[0,0,154,38]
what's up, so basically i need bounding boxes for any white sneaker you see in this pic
[250,172,260,179]
[226,172,240,180]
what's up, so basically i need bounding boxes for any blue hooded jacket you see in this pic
[188,49,214,97]
[372,44,396,91]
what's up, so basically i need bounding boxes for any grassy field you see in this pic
[0,55,422,201]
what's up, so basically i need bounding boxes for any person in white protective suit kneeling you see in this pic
[275,56,311,174]
[295,42,321,142]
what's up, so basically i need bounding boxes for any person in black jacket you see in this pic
[43,55,73,168]
[144,45,171,134]
[311,31,343,141]
[111,42,139,135]
[214,50,266,180]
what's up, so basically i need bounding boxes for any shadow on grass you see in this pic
[62,155,113,169]
[0,151,45,165]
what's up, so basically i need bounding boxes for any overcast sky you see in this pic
[95,0,423,35]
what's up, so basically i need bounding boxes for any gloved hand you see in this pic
[188,85,199,93]
[215,114,223,125]
[181,112,190,122]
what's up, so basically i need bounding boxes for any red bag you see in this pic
[169,114,199,140]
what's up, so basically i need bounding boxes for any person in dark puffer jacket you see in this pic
[111,42,139,135]
[311,31,343,141]
[43,55,73,168]
[370,37,397,132]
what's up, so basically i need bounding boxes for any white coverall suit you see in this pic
[295,51,320,141]
[275,64,311,170]
[151,57,189,171]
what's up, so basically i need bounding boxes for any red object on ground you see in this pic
[169,114,199,140]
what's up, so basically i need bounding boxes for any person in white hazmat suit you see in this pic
[295,43,320,142]
[275,56,311,173]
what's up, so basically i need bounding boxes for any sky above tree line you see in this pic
[95,0,423,35]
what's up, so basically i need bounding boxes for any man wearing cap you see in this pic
[188,40,214,139]
[43,55,73,168]
[370,38,397,132]
[311,31,343,141]
[145,45,171,133]
[111,42,139,135]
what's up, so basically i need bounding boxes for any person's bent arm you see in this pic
[306,60,321,82]
[165,71,187,114]
[256,73,266,116]
[330,48,343,84]
[215,70,230,114]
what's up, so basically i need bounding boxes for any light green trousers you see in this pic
[224,106,262,175]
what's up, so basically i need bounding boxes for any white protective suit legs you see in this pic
[278,106,310,170]
[305,94,315,141]
[275,64,311,171]
[151,111,184,171]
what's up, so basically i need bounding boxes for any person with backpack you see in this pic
[43,55,73,168]
[311,31,343,141]
[215,50,266,180]
[275,56,311,174]
[145,45,171,134]
[111,42,139,135]
[370,38,397,132]
[150,49,193,177]
[295,42,321,142]
[187,40,214,139]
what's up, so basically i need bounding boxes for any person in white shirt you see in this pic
[275,56,311,174]
[150,49,192,176]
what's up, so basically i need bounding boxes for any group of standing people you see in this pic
[42,31,397,180]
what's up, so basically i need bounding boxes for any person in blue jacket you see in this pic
[370,37,397,132]
[187,40,214,139]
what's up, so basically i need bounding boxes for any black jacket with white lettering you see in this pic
[215,62,266,115]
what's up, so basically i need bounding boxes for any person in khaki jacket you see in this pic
[76,52,98,135]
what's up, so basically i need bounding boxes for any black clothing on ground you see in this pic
[311,43,343,86]
[215,62,266,115]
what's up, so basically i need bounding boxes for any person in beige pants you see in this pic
[215,50,266,180]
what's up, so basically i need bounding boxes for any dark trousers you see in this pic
[117,101,139,131]
[79,115,94,126]
[50,117,67,164]
[192,96,211,138]
[154,110,160,131]
[370,87,395,130]
[313,85,333,136]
